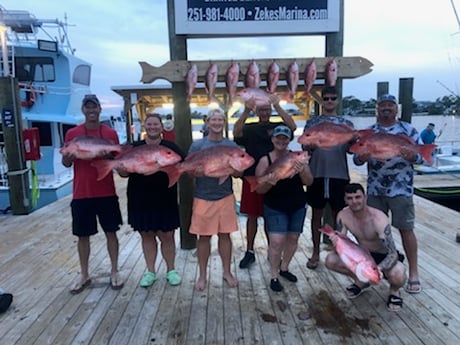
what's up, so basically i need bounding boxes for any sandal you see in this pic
[306,258,319,270]
[387,294,403,312]
[110,272,124,290]
[345,282,370,299]
[70,278,91,295]
[166,270,182,286]
[404,280,421,294]
[140,271,157,287]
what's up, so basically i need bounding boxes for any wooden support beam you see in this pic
[139,56,373,84]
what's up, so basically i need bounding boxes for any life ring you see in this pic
[19,83,36,108]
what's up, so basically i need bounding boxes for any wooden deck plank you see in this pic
[1,172,460,345]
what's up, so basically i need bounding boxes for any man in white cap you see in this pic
[353,93,424,294]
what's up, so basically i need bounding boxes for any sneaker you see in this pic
[239,251,255,269]
[0,293,13,313]
[166,269,182,286]
[270,278,284,292]
[279,270,298,282]
[140,271,157,287]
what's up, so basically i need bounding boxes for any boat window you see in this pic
[15,57,55,82]
[31,122,52,146]
[73,65,91,86]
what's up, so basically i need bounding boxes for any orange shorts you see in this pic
[189,194,238,236]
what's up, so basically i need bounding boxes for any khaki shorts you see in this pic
[367,195,415,229]
[189,194,238,236]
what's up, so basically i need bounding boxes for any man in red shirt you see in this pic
[62,94,124,294]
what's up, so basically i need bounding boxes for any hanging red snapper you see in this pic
[321,224,381,285]
[225,62,240,105]
[286,61,299,100]
[325,58,337,87]
[266,61,280,94]
[244,61,260,89]
[185,63,198,102]
[205,63,218,102]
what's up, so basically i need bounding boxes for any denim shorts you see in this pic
[263,204,306,235]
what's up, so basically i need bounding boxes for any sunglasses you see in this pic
[323,96,337,101]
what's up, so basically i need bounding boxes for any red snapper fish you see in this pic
[286,61,299,100]
[244,60,260,89]
[245,151,309,192]
[325,58,337,86]
[298,122,374,149]
[60,136,124,160]
[162,146,255,187]
[349,131,437,164]
[205,63,218,102]
[91,144,182,181]
[321,224,381,285]
[225,62,240,105]
[266,61,280,94]
[303,60,317,98]
[185,63,198,102]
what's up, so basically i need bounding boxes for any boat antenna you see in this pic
[450,0,460,34]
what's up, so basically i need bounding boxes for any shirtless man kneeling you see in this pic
[325,183,406,312]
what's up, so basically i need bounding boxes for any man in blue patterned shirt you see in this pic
[353,94,422,294]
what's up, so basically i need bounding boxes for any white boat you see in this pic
[0,7,122,213]
[414,141,460,174]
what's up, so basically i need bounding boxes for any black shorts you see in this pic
[307,178,349,210]
[371,251,405,279]
[71,196,123,237]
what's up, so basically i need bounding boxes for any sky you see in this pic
[2,0,460,114]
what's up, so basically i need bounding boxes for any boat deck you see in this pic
[0,173,459,345]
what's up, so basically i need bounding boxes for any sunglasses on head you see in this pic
[323,96,337,101]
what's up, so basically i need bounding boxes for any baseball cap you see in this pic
[82,94,100,106]
[377,94,397,105]
[272,125,292,138]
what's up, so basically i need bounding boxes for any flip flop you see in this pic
[387,294,403,312]
[405,280,422,294]
[346,282,370,299]
[70,278,91,295]
[110,273,124,290]
[306,258,319,270]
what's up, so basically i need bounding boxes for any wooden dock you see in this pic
[0,172,459,345]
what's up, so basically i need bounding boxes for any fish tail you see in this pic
[419,144,437,165]
[244,176,259,192]
[91,160,114,181]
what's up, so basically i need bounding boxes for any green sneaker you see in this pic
[140,271,157,287]
[166,269,182,286]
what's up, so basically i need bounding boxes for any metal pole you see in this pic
[0,26,10,77]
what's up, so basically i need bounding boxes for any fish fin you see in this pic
[357,129,375,139]
[91,160,115,181]
[419,144,437,165]
[319,224,335,236]
[244,176,259,192]
[218,176,230,185]
[355,264,371,284]
[161,165,182,187]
